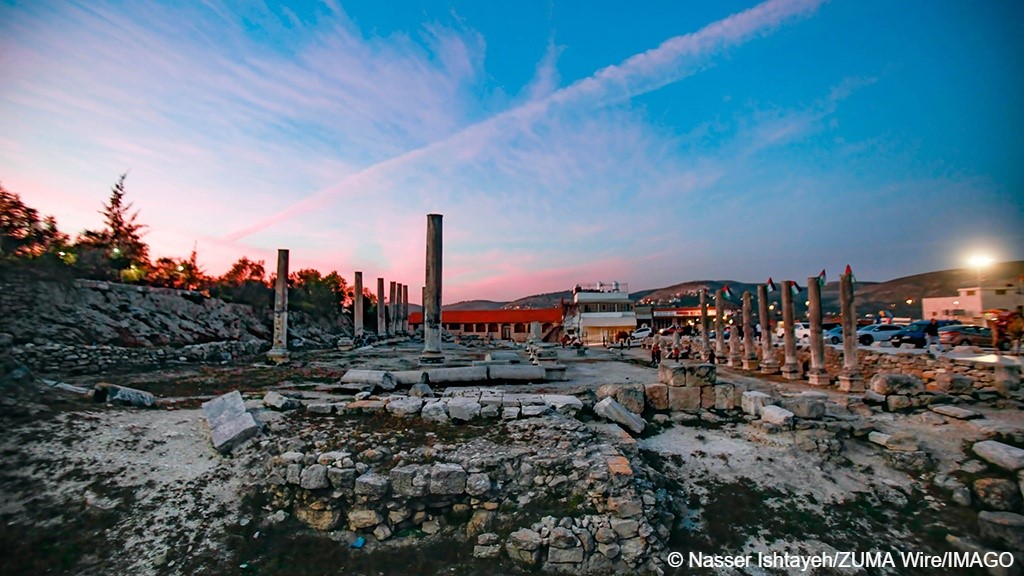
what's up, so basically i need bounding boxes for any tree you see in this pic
[0,183,68,258]
[76,173,150,279]
[209,256,272,310]
[149,248,208,290]
[289,269,348,317]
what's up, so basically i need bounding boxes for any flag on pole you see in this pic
[845,264,857,284]
[790,281,803,296]
[767,277,778,292]
[722,284,734,299]
[817,269,826,287]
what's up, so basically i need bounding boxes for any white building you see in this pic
[921,284,1024,325]
[563,282,637,345]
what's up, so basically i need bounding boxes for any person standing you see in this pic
[651,341,661,366]
[925,319,943,356]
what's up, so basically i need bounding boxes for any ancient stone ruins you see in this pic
[1,213,1022,575]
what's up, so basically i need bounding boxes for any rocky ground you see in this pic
[1,340,1022,575]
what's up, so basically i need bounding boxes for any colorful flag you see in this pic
[722,284,734,299]
[845,264,857,284]
[767,277,778,292]
[790,281,803,296]
[817,269,826,286]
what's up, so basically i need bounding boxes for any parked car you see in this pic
[822,322,841,332]
[658,327,677,335]
[939,325,1009,350]
[792,322,811,340]
[856,323,906,345]
[824,326,844,344]
[630,326,653,340]
[889,319,962,348]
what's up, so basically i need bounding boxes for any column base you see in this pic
[837,374,864,392]
[807,371,831,386]
[419,351,445,365]
[727,355,743,367]
[742,358,760,371]
[760,362,780,375]
[266,348,290,364]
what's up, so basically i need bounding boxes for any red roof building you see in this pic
[409,308,563,342]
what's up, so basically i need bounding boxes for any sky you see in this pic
[2,0,1022,303]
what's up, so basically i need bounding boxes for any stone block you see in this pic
[390,465,427,497]
[929,405,981,420]
[700,386,716,410]
[447,398,481,421]
[429,463,467,495]
[870,373,924,396]
[741,391,773,417]
[95,383,156,408]
[386,397,423,417]
[202,391,259,454]
[644,384,669,411]
[594,397,645,434]
[714,384,735,410]
[299,464,329,489]
[668,387,701,412]
[354,472,389,499]
[543,394,583,415]
[347,509,382,530]
[421,400,449,423]
[263,390,299,411]
[761,405,794,428]
[886,395,912,412]
[547,547,584,564]
[931,372,974,395]
[974,441,1024,472]
[780,397,825,419]
[973,478,1022,511]
[616,385,645,414]
[978,511,1024,550]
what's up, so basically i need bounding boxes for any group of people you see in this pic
[649,341,698,366]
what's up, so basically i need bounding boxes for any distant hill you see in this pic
[445,300,507,311]
[488,261,1023,320]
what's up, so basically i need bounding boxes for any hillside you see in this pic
[445,300,507,311]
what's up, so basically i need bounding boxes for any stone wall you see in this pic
[8,340,267,376]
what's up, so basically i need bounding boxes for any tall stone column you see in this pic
[353,271,364,338]
[402,284,409,334]
[388,281,397,337]
[699,288,711,361]
[267,249,290,363]
[728,310,742,367]
[781,281,799,379]
[838,273,863,391]
[758,284,779,374]
[714,290,726,358]
[806,276,830,385]
[421,214,444,364]
[742,291,759,370]
[529,321,542,343]
[377,277,386,338]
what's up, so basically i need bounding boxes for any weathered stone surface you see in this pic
[549,527,580,548]
[466,510,495,538]
[299,464,329,490]
[611,518,639,539]
[429,463,467,495]
[341,369,396,391]
[420,400,449,423]
[354,472,389,499]
[521,404,550,417]
[95,383,156,407]
[263,390,299,411]
[973,478,1022,511]
[644,384,669,411]
[741,391,773,417]
[594,397,645,434]
[447,398,481,421]
[390,465,428,497]
[347,509,382,530]
[929,405,981,420]
[607,496,643,518]
[713,384,735,410]
[466,473,491,496]
[594,526,617,544]
[780,396,825,419]
[202,391,258,454]
[306,402,335,414]
[327,467,355,489]
[547,546,584,563]
[932,372,974,395]
[886,395,912,412]
[506,529,542,566]
[869,431,919,452]
[543,394,583,415]
[616,385,645,414]
[658,362,716,387]
[870,373,924,396]
[295,505,340,530]
[386,396,423,417]
[408,381,434,398]
[344,400,384,413]
[761,405,794,428]
[978,511,1024,550]
[974,441,1024,472]
[668,387,701,412]
[488,364,546,381]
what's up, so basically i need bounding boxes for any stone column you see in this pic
[728,310,742,368]
[529,321,542,343]
[402,284,409,334]
[377,277,386,338]
[742,291,759,370]
[353,271,364,338]
[388,281,397,337]
[699,288,711,360]
[267,249,290,363]
[806,276,830,386]
[758,284,779,374]
[838,273,863,391]
[672,325,681,351]
[781,281,799,379]
[421,214,444,364]
[714,290,726,358]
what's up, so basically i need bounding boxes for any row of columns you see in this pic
[265,211,434,364]
[696,273,862,391]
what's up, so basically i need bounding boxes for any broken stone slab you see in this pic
[929,405,981,420]
[644,384,669,411]
[760,405,794,428]
[868,431,919,452]
[421,400,449,423]
[741,390,774,417]
[658,362,716,387]
[594,397,645,435]
[870,373,924,396]
[780,396,825,419]
[344,400,385,414]
[263,390,299,411]
[931,372,975,395]
[542,395,583,415]
[977,511,1024,550]
[386,396,424,417]
[484,351,522,363]
[447,397,482,421]
[488,364,546,381]
[202,391,258,454]
[426,366,489,383]
[714,384,735,410]
[340,369,396,391]
[973,441,1024,472]
[94,383,155,408]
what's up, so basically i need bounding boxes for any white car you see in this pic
[630,327,653,340]
[856,324,906,345]
[776,322,812,340]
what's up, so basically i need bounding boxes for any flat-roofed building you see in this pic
[563,282,637,345]
[409,308,563,342]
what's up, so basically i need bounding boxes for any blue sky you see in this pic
[1,0,1021,302]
